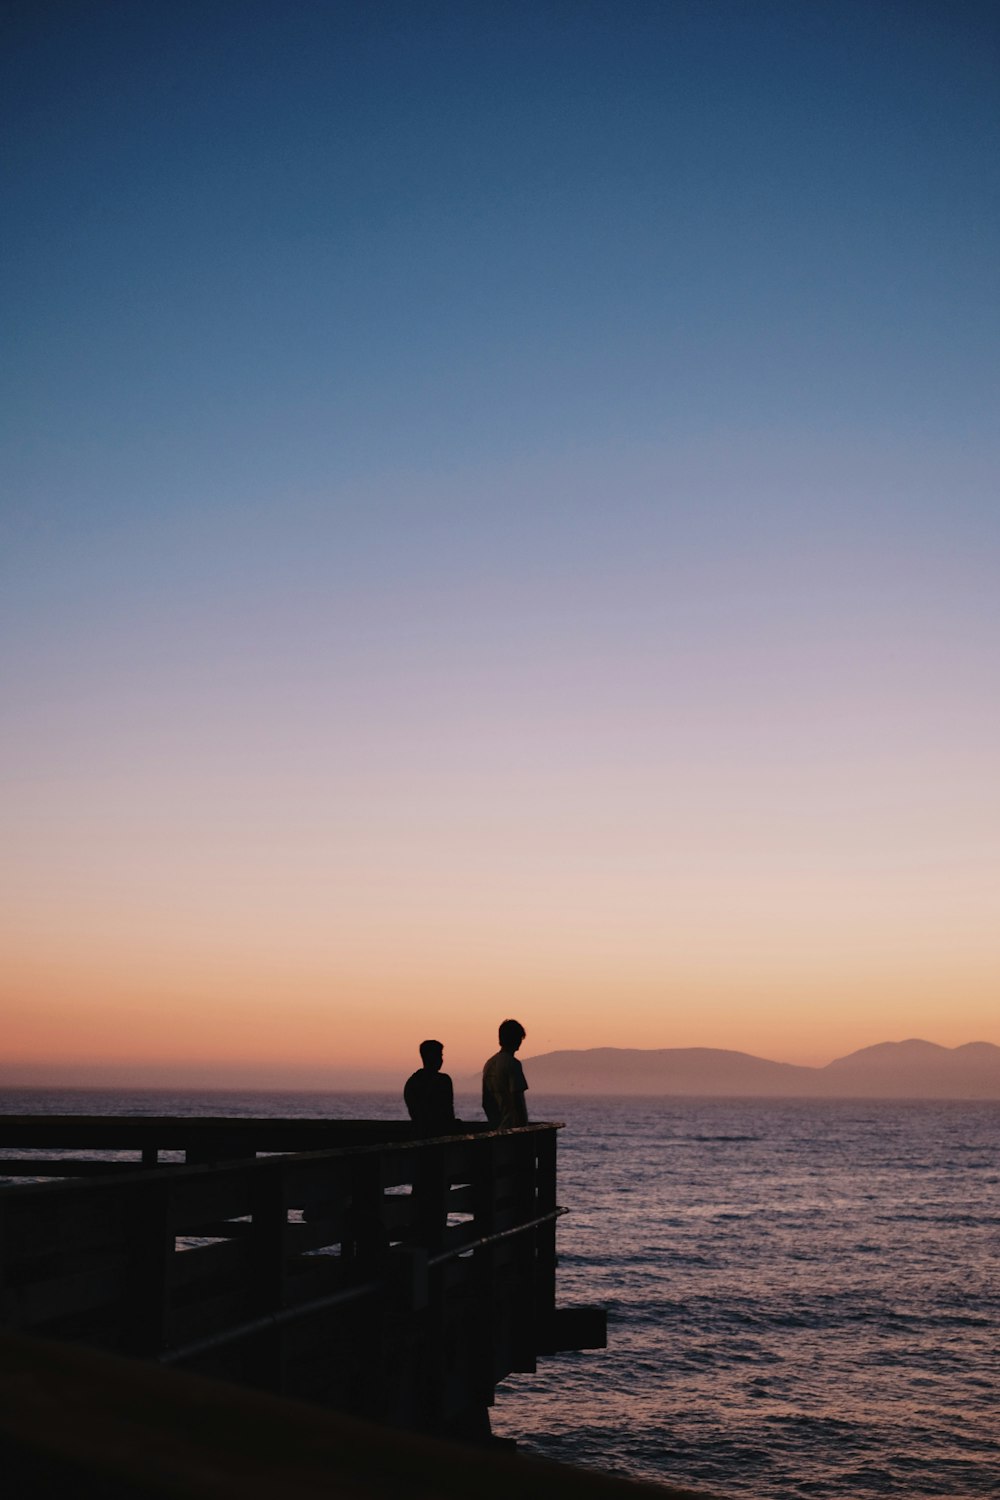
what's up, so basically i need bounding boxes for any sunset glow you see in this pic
[2,4,997,1090]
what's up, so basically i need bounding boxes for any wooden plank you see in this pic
[164,1171,256,1231]
[3,1193,130,1261]
[537,1306,608,1353]
[445,1183,476,1214]
[0,1116,427,1156]
[284,1218,347,1253]
[0,1117,553,1161]
[0,1159,144,1177]
[175,1218,254,1240]
[169,1238,250,1291]
[282,1159,351,1204]
[123,1180,173,1356]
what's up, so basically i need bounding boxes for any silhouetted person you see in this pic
[404,1039,458,1137]
[482,1019,528,1128]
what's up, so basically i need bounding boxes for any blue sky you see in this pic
[5,0,997,502]
[2,1,998,1081]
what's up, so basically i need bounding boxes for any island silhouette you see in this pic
[523,1039,1000,1099]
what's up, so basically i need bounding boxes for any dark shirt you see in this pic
[404,1068,457,1137]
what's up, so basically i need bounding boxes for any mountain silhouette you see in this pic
[524,1040,1000,1099]
[819,1039,1000,1097]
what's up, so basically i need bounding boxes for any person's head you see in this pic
[498,1018,526,1052]
[419,1039,444,1071]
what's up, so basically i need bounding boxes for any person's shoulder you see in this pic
[404,1070,423,1090]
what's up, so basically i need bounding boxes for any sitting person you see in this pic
[403,1039,458,1137]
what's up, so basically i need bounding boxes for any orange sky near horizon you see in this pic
[3,761,996,1088]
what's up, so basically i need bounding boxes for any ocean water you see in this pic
[493,1095,1000,1500]
[2,1088,997,1499]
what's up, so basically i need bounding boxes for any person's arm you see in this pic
[511,1060,528,1125]
[482,1060,499,1125]
[492,1055,525,1127]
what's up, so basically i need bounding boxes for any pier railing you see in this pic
[0,1115,603,1434]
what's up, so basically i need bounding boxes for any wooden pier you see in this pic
[0,1114,604,1438]
[0,1112,729,1497]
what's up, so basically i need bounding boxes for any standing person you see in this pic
[404,1039,458,1137]
[482,1019,529,1128]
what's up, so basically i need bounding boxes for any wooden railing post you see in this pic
[249,1160,287,1391]
[411,1142,448,1251]
[534,1128,558,1339]
[124,1178,173,1357]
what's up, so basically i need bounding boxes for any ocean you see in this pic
[2,1088,997,1499]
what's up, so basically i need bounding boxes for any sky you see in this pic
[2,0,998,1089]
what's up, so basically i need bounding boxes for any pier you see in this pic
[0,1112,605,1430]
[0,1111,720,1497]
[0,1112,705,1495]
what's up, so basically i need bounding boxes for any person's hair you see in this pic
[498,1018,526,1048]
[419,1039,443,1065]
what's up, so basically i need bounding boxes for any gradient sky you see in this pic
[2,1,998,1088]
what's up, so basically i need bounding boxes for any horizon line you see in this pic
[2,1036,998,1094]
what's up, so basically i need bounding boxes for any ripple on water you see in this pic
[493,1096,1000,1500]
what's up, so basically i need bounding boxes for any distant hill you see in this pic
[524,1040,1000,1099]
[818,1040,1000,1098]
